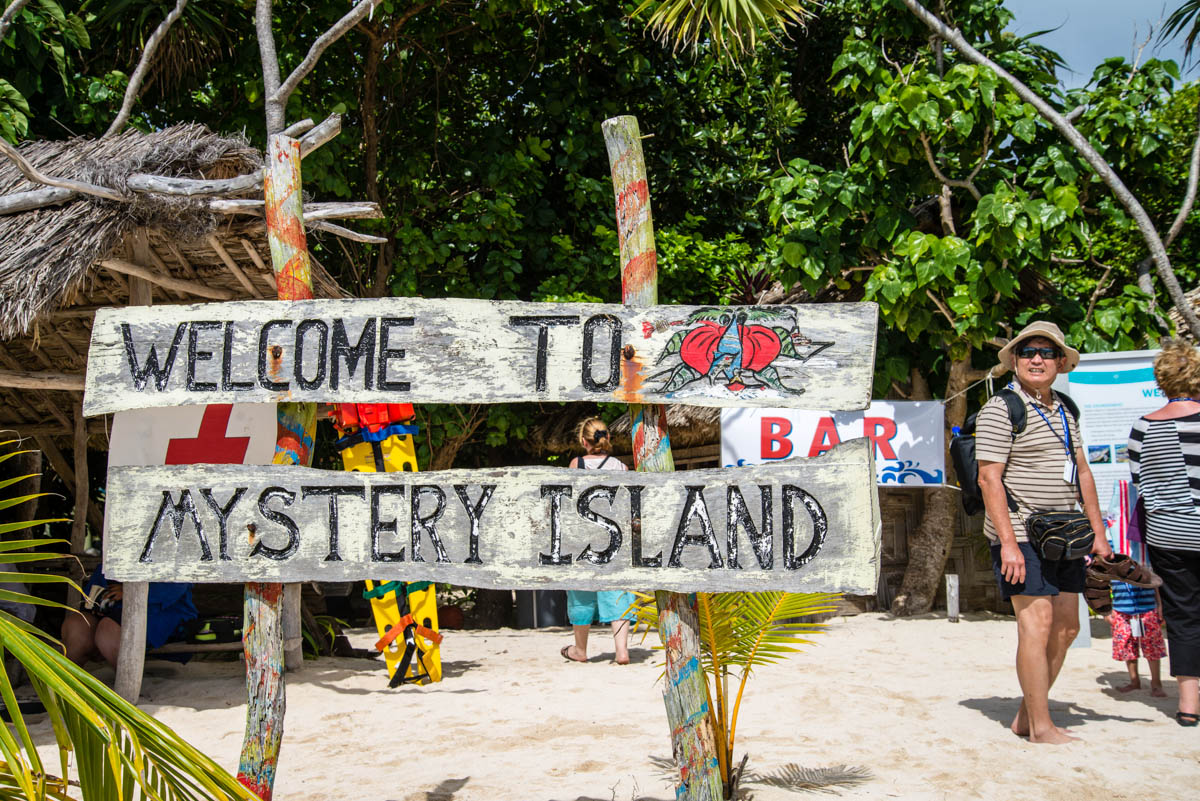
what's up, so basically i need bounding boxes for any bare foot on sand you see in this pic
[614,652,630,665]
[1011,706,1072,738]
[1151,684,1167,698]
[1118,680,1142,693]
[1028,727,1080,745]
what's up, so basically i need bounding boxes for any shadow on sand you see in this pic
[960,695,1156,729]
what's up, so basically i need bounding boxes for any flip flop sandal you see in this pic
[1089,554,1163,588]
[1176,711,1199,727]
[560,645,586,663]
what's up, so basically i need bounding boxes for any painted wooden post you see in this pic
[237,134,317,801]
[603,115,723,801]
[113,244,154,703]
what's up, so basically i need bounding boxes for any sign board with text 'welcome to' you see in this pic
[83,298,878,415]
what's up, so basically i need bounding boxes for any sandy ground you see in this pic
[23,611,1200,800]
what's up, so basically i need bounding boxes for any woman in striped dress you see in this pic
[1128,340,1200,726]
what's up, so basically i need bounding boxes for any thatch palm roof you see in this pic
[0,124,343,340]
[0,124,350,442]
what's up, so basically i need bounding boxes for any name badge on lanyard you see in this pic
[1063,459,1076,485]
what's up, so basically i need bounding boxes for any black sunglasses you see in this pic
[590,429,610,442]
[1016,346,1061,360]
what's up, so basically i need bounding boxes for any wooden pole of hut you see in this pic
[113,235,154,703]
[602,116,723,801]
[236,136,318,801]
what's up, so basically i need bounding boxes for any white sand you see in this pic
[28,612,1200,799]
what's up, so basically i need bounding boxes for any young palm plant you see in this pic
[0,438,260,801]
[632,590,841,799]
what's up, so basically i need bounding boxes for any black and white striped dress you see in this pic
[1128,413,1200,552]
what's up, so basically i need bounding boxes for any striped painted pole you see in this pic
[602,115,723,801]
[237,134,318,801]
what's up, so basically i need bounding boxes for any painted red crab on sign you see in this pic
[649,307,832,396]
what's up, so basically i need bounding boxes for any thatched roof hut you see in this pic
[0,123,358,550]
[0,124,348,432]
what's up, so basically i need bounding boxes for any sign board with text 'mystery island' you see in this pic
[102,439,881,594]
[82,298,878,415]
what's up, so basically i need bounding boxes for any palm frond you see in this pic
[0,436,258,801]
[630,590,839,794]
[1162,0,1200,62]
[631,0,816,61]
[0,616,262,801]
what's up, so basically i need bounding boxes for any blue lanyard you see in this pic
[1031,402,1072,457]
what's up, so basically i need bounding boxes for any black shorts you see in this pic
[990,541,1087,600]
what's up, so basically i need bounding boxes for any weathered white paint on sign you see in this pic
[103,438,880,593]
[83,298,878,415]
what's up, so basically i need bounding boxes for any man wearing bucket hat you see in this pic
[976,320,1112,744]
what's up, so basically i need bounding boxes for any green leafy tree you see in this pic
[636,0,1200,612]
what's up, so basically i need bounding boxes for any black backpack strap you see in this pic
[992,388,1024,513]
[1053,390,1080,421]
[997,388,1027,435]
[576,455,612,469]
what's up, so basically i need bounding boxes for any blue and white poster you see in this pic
[1056,349,1161,508]
[721,402,945,486]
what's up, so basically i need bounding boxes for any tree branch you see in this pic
[0,113,341,212]
[309,220,387,243]
[255,0,284,134]
[0,186,75,214]
[0,0,31,42]
[0,139,126,201]
[104,0,189,138]
[1084,260,1115,323]
[273,0,380,116]
[926,289,956,326]
[918,133,981,200]
[901,0,1200,340]
[1133,103,1200,328]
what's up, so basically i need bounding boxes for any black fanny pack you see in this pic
[1026,511,1094,561]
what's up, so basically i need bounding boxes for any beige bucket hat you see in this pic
[996,320,1080,373]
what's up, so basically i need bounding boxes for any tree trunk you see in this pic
[890,353,984,616]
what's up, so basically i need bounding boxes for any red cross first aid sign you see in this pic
[108,404,278,468]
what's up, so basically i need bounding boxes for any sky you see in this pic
[1003,0,1197,88]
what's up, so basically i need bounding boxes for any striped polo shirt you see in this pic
[1128,413,1200,552]
[975,385,1082,544]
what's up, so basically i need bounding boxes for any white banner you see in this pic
[721,402,945,486]
[1054,350,1161,509]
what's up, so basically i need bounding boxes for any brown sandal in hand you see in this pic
[1083,571,1113,614]
[1088,554,1163,588]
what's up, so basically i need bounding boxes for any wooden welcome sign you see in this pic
[101,439,879,593]
[82,298,878,415]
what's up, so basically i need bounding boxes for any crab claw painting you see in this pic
[650,307,833,398]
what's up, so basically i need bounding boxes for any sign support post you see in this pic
[237,134,319,801]
[603,115,723,801]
